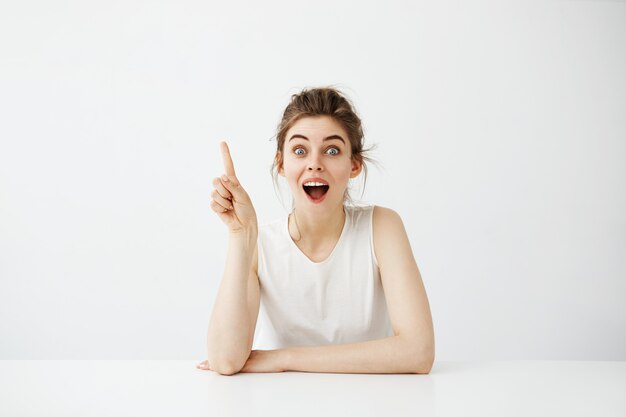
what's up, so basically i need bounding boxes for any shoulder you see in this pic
[372,205,403,228]
[372,205,408,268]
[347,205,402,233]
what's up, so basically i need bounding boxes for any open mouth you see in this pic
[303,184,330,200]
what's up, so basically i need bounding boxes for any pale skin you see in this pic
[200,115,435,374]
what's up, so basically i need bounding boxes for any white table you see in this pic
[1,360,624,416]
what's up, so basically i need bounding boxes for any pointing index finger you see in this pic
[220,141,237,178]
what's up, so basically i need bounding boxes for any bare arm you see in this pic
[206,231,257,375]
[282,335,432,374]
[206,141,260,375]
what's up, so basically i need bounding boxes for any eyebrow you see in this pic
[288,134,345,144]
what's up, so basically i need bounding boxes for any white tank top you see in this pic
[251,204,394,350]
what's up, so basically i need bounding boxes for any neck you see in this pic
[290,203,346,245]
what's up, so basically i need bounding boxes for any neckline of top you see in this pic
[284,205,350,265]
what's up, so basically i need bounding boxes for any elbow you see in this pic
[207,350,246,376]
[207,356,243,376]
[213,362,241,376]
[207,339,251,376]
[415,356,434,374]
[411,354,434,374]
[407,339,435,374]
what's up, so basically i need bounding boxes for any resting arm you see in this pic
[282,334,432,374]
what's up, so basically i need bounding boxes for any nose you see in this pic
[307,154,324,171]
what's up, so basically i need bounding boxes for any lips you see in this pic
[302,177,329,186]
[302,178,330,202]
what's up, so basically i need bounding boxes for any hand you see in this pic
[196,359,212,371]
[195,350,286,374]
[210,141,258,234]
[239,349,287,373]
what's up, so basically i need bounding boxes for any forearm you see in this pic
[207,231,256,373]
[283,335,433,374]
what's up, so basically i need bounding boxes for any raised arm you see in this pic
[206,141,259,375]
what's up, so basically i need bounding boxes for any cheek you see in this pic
[282,163,301,182]
[332,164,353,179]
[283,155,305,168]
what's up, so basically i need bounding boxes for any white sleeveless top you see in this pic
[251,204,394,350]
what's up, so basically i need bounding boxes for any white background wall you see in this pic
[1,0,624,360]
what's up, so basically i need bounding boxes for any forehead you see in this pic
[286,116,348,141]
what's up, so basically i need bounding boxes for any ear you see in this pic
[276,151,284,176]
[350,158,363,179]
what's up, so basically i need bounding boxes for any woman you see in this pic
[198,87,434,375]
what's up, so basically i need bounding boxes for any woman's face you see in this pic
[278,116,362,210]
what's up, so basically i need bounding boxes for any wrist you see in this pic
[229,227,258,242]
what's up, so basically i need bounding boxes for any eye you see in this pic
[292,146,340,156]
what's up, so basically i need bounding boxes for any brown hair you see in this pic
[270,86,379,208]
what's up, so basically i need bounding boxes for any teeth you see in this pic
[304,182,328,187]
